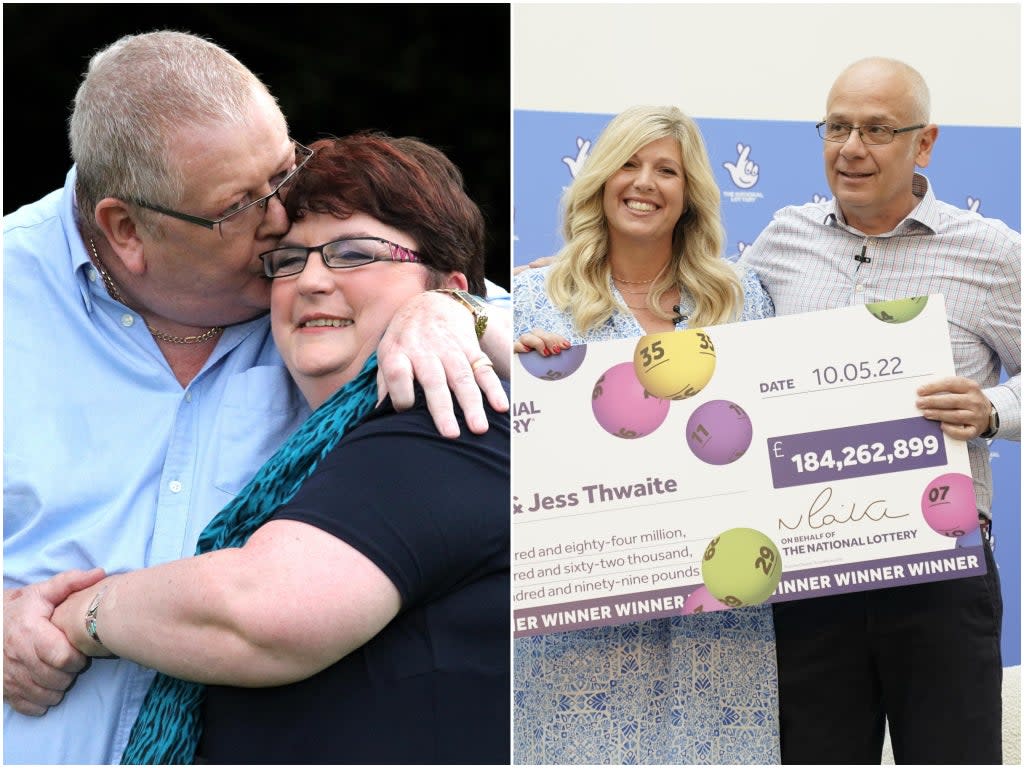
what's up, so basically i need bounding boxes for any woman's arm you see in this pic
[50,519,400,687]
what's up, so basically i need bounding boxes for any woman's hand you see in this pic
[514,328,572,355]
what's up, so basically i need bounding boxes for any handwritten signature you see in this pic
[777,486,908,531]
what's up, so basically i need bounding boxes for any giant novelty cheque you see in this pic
[512,296,985,637]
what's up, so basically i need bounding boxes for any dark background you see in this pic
[2,3,511,290]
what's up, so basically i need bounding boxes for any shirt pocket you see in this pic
[211,366,308,496]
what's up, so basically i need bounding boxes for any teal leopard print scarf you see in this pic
[120,353,380,764]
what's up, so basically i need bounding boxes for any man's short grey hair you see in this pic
[71,30,284,231]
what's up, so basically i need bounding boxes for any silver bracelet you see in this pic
[84,586,109,647]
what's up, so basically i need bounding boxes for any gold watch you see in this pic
[433,289,488,340]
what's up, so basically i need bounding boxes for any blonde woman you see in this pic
[512,106,778,763]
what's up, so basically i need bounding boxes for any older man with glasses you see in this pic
[2,30,510,765]
[739,56,1019,765]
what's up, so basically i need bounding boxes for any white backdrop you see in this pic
[514,3,1020,125]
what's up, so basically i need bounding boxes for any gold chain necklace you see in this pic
[88,239,224,345]
[612,274,656,284]
[612,258,671,285]
[615,285,652,296]
[623,288,681,313]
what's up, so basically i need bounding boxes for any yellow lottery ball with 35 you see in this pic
[633,329,716,401]
[701,528,782,607]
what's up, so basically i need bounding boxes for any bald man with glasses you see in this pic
[740,56,1019,765]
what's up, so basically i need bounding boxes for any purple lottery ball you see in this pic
[921,472,978,537]
[591,362,670,439]
[686,399,753,465]
[519,344,587,381]
[682,584,729,615]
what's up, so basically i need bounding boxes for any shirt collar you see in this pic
[62,166,100,314]
[823,173,937,235]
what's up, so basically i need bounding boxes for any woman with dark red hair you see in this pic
[51,133,510,765]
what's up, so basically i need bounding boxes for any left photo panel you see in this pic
[3,4,512,765]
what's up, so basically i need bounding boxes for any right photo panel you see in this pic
[510,4,1021,765]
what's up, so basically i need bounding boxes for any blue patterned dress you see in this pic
[512,263,781,764]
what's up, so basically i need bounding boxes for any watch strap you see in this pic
[433,289,488,340]
[981,403,1000,439]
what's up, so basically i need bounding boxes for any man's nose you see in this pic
[839,128,868,156]
[258,190,290,239]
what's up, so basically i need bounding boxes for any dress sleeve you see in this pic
[736,263,776,321]
[513,266,556,339]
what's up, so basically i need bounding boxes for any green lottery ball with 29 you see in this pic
[701,527,782,607]
[865,296,928,324]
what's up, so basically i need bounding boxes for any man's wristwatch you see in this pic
[432,289,488,340]
[980,402,1000,439]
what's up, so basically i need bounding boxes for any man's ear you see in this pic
[441,272,469,291]
[94,198,147,275]
[914,124,938,169]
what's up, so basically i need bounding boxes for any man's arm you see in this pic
[377,289,510,439]
[984,374,1021,441]
[917,370,1019,443]
[513,255,554,276]
[918,239,1021,443]
[916,376,1005,440]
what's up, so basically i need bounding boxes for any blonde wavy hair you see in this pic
[546,105,742,333]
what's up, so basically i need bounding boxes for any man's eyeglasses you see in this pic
[816,121,926,145]
[128,140,315,236]
[260,236,423,279]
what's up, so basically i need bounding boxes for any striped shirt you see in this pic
[740,174,1020,518]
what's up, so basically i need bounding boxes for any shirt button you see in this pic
[121,314,135,327]
[88,268,99,282]
[855,284,864,293]
[184,391,193,403]
[168,480,183,493]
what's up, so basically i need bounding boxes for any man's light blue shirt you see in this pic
[3,168,310,764]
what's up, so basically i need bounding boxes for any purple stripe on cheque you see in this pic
[766,545,987,600]
[512,546,986,637]
[513,586,690,637]
[766,417,947,489]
